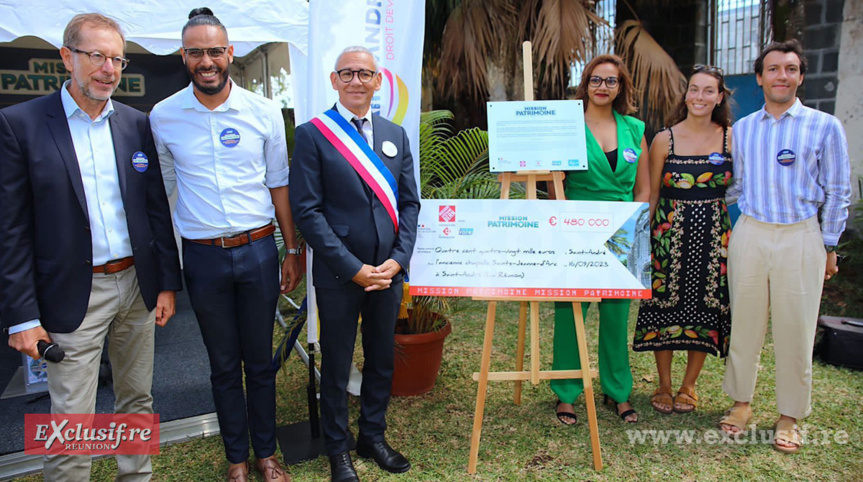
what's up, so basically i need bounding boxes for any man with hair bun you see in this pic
[150,8,299,482]
[0,12,181,481]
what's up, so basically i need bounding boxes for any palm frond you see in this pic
[615,19,686,130]
[520,0,605,99]
[438,0,518,102]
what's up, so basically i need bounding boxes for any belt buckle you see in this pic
[218,235,231,248]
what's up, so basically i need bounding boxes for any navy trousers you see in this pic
[183,235,280,463]
[316,276,403,455]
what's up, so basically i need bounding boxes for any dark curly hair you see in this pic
[573,54,637,115]
[754,39,807,75]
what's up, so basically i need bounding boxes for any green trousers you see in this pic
[551,299,633,404]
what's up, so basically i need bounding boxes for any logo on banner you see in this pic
[379,68,409,125]
[439,205,456,223]
[25,414,160,455]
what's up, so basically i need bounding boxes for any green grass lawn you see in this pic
[22,287,859,482]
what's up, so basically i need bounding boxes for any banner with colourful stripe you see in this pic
[289,0,425,343]
[310,109,399,232]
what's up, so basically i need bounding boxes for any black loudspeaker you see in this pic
[816,316,863,371]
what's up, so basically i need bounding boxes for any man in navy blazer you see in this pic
[290,46,420,481]
[0,13,181,481]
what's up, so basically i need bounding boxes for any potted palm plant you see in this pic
[390,291,452,396]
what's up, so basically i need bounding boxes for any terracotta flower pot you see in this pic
[391,321,452,396]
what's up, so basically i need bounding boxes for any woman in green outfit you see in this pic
[553,54,650,425]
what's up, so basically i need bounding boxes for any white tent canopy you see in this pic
[0,0,309,56]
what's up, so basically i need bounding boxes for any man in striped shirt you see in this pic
[719,39,851,454]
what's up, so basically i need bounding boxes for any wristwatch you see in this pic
[825,245,837,253]
[285,247,304,255]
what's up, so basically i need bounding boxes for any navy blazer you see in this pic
[289,111,420,288]
[0,91,182,333]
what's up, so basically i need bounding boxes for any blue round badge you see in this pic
[131,151,148,172]
[220,128,240,148]
[623,148,638,164]
[777,148,796,166]
[708,152,725,165]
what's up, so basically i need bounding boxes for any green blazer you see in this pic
[564,111,645,202]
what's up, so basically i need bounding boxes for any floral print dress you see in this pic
[633,127,732,356]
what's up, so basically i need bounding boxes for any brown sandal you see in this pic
[773,418,802,454]
[651,387,674,414]
[719,404,752,436]
[673,386,698,413]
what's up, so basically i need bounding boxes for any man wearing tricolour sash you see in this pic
[290,46,420,482]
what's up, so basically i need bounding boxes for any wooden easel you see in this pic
[467,42,604,474]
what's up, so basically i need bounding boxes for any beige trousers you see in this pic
[722,215,826,420]
[44,266,155,482]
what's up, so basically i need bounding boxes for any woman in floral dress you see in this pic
[633,65,733,414]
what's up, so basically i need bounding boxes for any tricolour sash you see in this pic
[310,110,399,232]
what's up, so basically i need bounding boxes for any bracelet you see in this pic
[285,247,303,255]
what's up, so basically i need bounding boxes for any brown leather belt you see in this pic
[93,256,134,274]
[186,224,276,248]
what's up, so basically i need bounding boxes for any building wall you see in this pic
[802,0,846,114]
[833,0,863,201]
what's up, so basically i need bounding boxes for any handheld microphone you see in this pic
[37,340,65,363]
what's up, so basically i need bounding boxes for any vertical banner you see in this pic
[290,0,425,342]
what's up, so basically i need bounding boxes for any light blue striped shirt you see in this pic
[726,99,851,246]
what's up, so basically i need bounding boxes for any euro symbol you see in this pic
[549,216,557,226]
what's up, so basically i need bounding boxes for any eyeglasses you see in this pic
[335,68,377,83]
[67,47,129,70]
[588,76,619,88]
[693,64,724,76]
[183,47,229,60]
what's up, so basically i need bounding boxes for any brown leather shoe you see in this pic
[255,455,290,482]
[227,460,249,482]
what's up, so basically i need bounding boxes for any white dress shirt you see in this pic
[150,80,289,239]
[335,101,373,146]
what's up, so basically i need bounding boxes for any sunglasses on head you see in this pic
[693,64,724,76]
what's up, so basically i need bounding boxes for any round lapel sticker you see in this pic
[623,148,638,164]
[708,152,725,165]
[131,151,148,172]
[220,128,240,148]
[777,148,795,166]
[382,140,398,157]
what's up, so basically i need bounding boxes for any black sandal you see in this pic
[603,395,638,423]
[555,400,577,425]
